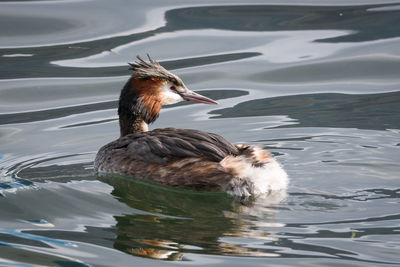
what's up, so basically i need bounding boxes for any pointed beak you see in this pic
[179,90,218,105]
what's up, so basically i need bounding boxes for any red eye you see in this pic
[170,86,176,91]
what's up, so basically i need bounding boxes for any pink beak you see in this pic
[180,91,218,105]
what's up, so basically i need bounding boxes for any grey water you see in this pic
[0,0,399,266]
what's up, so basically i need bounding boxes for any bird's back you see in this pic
[96,128,238,164]
[94,128,243,190]
[95,128,288,196]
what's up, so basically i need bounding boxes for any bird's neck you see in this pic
[118,110,148,137]
[118,77,159,137]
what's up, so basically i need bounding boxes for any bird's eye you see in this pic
[170,86,176,91]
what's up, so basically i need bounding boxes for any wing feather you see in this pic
[104,128,238,164]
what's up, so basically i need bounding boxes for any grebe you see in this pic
[94,56,288,197]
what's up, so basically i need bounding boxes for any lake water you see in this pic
[0,0,399,266]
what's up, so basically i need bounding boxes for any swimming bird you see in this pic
[94,56,288,197]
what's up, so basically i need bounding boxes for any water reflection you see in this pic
[166,4,400,42]
[100,175,286,260]
[210,91,400,130]
[2,3,399,78]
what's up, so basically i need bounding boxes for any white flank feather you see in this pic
[220,150,288,197]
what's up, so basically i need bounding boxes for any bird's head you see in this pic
[129,55,217,105]
[119,55,218,135]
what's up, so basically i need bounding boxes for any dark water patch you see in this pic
[0,243,90,267]
[362,188,400,199]
[166,4,400,42]
[99,174,237,217]
[281,227,400,239]
[0,153,95,187]
[0,49,260,79]
[264,146,304,151]
[288,212,400,227]
[3,154,89,176]
[0,101,117,125]
[0,30,157,77]
[25,226,116,250]
[255,135,357,144]
[251,56,400,83]
[0,14,78,37]
[61,118,117,129]
[17,162,95,183]
[0,232,51,248]
[0,229,90,266]
[210,91,400,130]
[291,188,400,202]
[0,160,95,195]
[262,237,398,265]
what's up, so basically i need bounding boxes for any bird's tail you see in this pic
[220,145,288,197]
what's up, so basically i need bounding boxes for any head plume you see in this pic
[129,55,183,86]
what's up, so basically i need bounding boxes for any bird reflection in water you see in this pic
[99,174,287,260]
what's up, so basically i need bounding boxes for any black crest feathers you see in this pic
[128,55,183,85]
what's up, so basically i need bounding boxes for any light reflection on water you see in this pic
[0,0,399,266]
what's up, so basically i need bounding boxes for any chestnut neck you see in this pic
[118,77,149,137]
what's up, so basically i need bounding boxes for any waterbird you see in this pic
[94,56,288,197]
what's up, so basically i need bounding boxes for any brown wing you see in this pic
[94,128,256,191]
[97,128,239,165]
